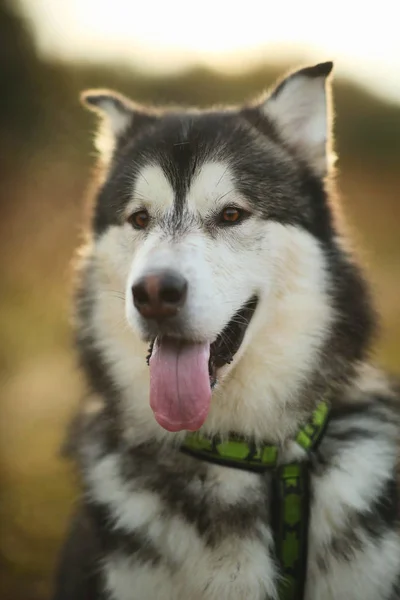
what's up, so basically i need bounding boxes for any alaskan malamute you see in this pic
[53,62,400,600]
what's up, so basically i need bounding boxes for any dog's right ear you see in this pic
[260,62,334,176]
[81,89,147,162]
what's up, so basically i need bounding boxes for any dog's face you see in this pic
[82,63,335,434]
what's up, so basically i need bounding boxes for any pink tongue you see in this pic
[149,338,211,432]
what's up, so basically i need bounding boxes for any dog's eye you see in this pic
[219,207,246,225]
[128,210,149,230]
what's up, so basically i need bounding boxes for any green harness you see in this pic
[180,401,330,600]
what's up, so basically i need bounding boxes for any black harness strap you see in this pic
[271,463,310,600]
[180,401,330,600]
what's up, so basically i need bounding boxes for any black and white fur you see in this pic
[54,63,400,600]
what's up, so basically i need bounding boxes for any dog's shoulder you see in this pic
[61,393,109,460]
[305,365,400,597]
[319,363,400,478]
[52,504,103,600]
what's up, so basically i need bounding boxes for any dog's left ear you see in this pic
[81,89,135,135]
[261,62,334,176]
[80,89,155,162]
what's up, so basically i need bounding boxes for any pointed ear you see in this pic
[261,62,334,176]
[81,89,135,136]
[80,89,136,161]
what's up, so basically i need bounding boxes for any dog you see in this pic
[53,62,400,600]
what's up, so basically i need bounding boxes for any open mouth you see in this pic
[208,295,259,384]
[146,295,258,432]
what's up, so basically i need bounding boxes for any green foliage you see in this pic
[0,0,43,143]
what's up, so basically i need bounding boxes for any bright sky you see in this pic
[21,0,400,104]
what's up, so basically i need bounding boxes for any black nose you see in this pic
[132,270,188,320]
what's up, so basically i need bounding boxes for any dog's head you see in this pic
[79,63,371,437]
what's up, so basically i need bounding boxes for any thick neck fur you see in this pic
[75,198,375,448]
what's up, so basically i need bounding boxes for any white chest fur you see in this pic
[85,420,400,600]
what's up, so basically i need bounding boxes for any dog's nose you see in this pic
[132,271,188,320]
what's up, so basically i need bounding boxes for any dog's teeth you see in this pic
[146,340,155,365]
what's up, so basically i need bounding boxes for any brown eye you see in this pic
[220,207,245,225]
[128,210,149,230]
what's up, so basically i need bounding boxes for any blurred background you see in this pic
[0,0,399,598]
